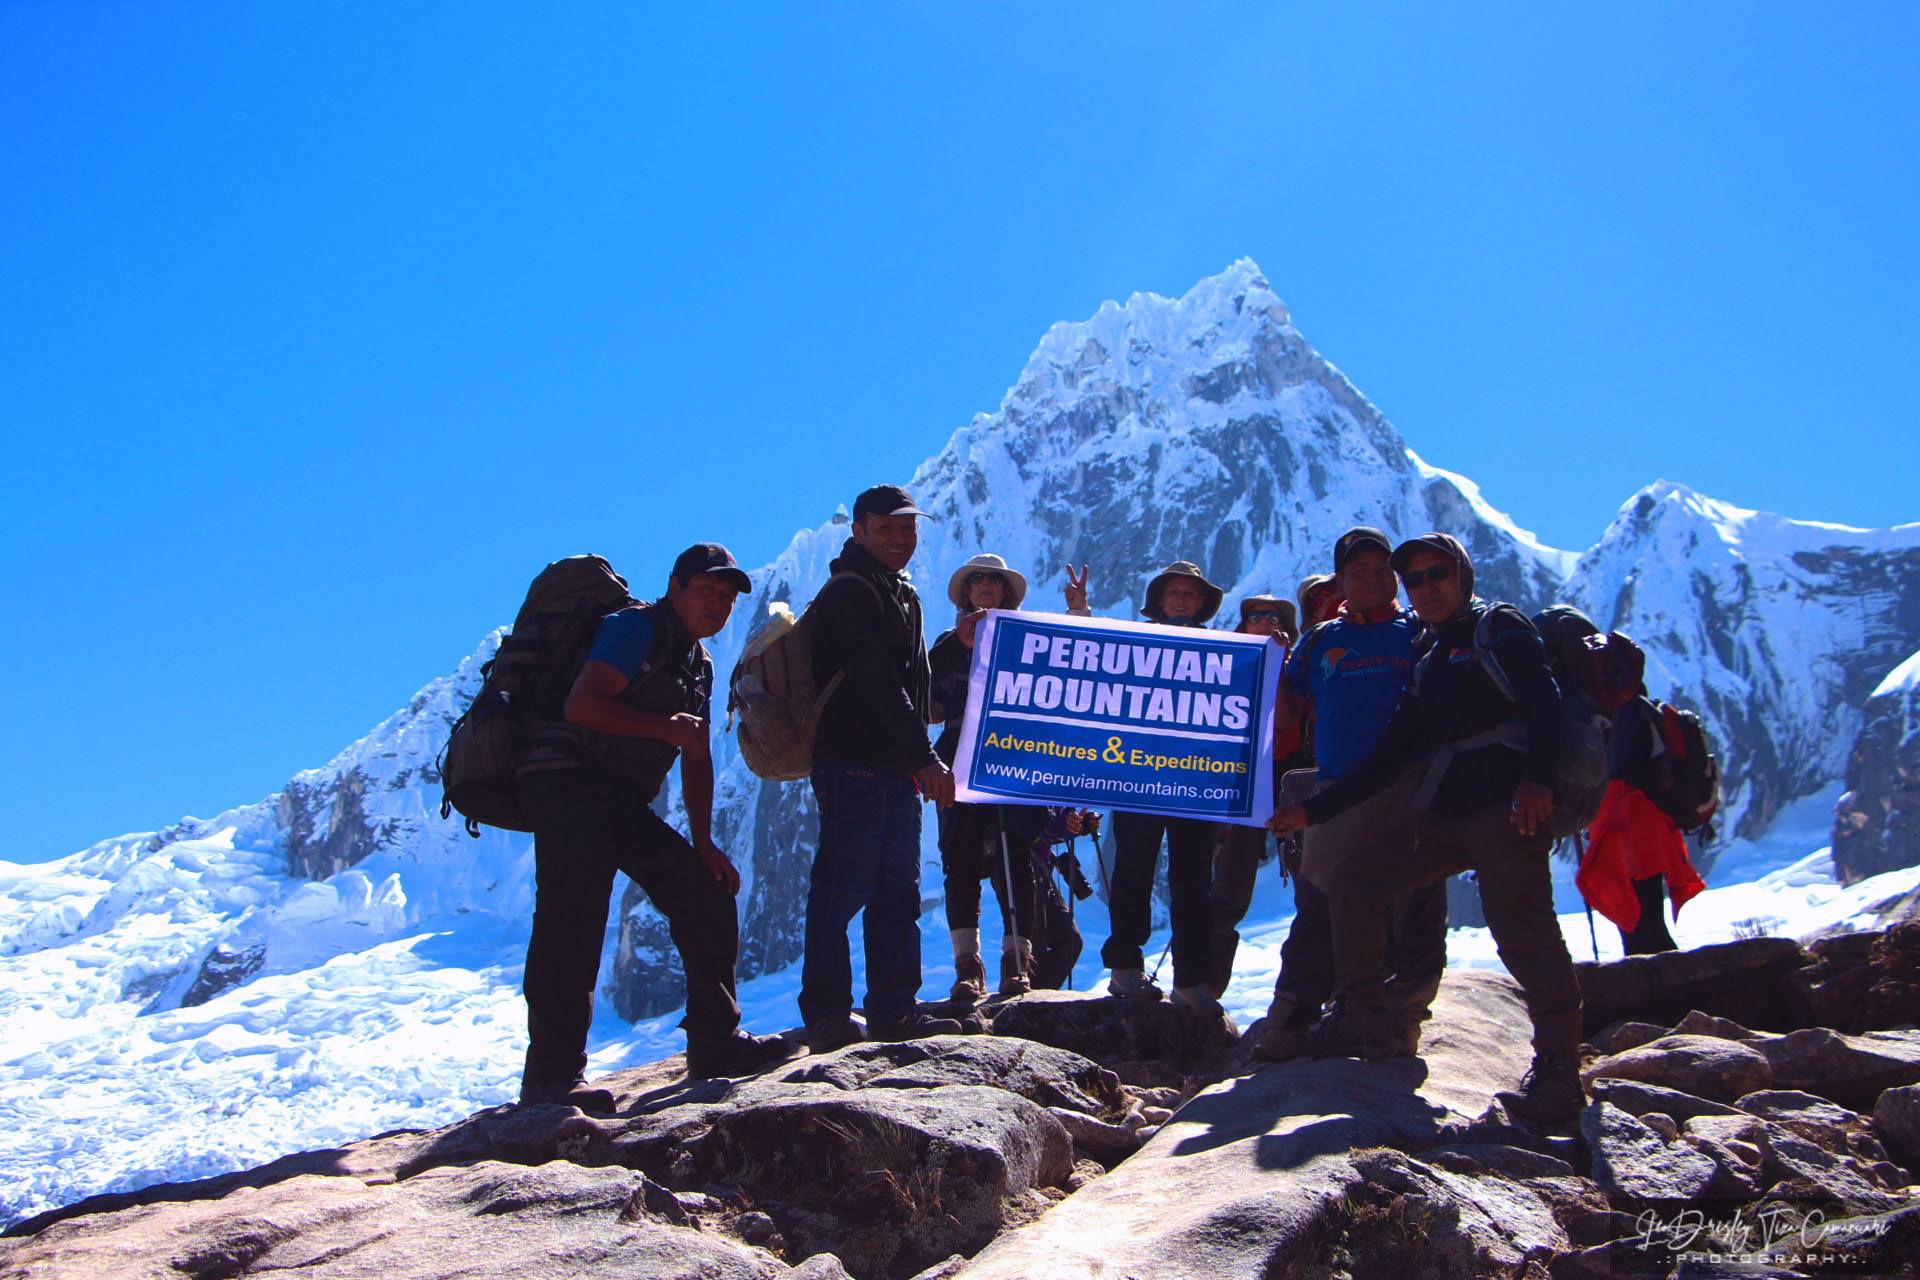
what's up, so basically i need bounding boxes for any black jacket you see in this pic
[810,540,937,774]
[929,625,973,767]
[1305,601,1563,824]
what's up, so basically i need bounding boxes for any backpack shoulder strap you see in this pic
[1293,620,1334,704]
[1471,603,1534,703]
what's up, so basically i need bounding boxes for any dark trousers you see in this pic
[520,768,741,1089]
[1029,878,1085,989]
[1101,810,1214,989]
[938,802,1046,938]
[1315,769,1583,1059]
[1205,823,1269,995]
[1266,862,1451,1031]
[800,763,924,1026]
[1619,874,1678,955]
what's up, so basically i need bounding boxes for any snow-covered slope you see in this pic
[1565,482,1920,850]
[5,258,1917,1226]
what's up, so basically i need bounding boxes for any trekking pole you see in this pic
[1062,836,1077,991]
[995,806,1028,981]
[1150,934,1173,984]
[1575,832,1600,962]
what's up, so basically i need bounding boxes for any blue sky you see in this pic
[3,3,1915,860]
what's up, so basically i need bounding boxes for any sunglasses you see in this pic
[1401,564,1455,588]
[965,573,1005,589]
[1243,611,1283,625]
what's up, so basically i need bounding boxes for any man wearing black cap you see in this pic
[517,544,793,1108]
[800,484,964,1050]
[1272,532,1585,1123]
[1252,527,1447,1061]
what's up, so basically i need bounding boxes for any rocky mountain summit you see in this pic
[8,909,1918,1280]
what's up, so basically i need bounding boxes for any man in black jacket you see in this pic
[1272,533,1585,1123]
[518,544,794,1109]
[800,485,964,1050]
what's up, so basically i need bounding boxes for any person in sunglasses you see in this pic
[1270,532,1585,1124]
[1199,594,1307,1000]
[1251,529,1446,1061]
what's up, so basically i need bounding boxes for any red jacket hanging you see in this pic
[1577,779,1706,931]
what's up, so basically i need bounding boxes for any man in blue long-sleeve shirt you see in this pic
[1273,533,1585,1124]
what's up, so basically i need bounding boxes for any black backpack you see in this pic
[1636,698,1723,836]
[438,555,637,836]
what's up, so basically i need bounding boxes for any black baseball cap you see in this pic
[1333,525,1393,572]
[671,543,752,593]
[852,483,933,521]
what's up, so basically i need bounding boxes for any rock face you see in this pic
[950,970,1542,1279]
[1581,1034,1774,1103]
[1834,648,1920,882]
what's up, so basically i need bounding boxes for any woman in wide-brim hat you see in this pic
[929,552,1053,1004]
[946,553,1029,611]
[1141,560,1225,625]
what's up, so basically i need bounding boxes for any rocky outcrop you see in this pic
[9,918,1920,1280]
[1834,648,1920,882]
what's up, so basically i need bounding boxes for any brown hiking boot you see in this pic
[1250,1023,1311,1062]
[1497,1052,1585,1124]
[1387,1021,1424,1058]
[1297,1003,1399,1062]
[950,954,988,1004]
[998,953,1032,997]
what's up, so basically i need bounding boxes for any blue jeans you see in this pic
[800,763,925,1026]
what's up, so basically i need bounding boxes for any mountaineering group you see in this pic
[442,482,1722,1127]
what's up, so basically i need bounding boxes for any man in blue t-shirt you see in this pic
[515,543,795,1109]
[1251,526,1449,1060]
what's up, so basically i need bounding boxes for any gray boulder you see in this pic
[1579,1102,1719,1200]
[0,1161,800,1280]
[1581,1033,1773,1102]
[979,989,1238,1076]
[1750,1026,1920,1111]
[779,1034,1127,1120]
[1872,1083,1920,1171]
[1585,1078,1745,1122]
[1575,937,1819,1035]
[951,970,1552,1279]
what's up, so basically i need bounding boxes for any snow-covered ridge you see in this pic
[6,258,1920,1228]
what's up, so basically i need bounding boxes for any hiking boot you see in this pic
[1388,1021,1424,1059]
[805,1016,866,1054]
[1297,1004,1398,1062]
[949,928,987,1004]
[685,1030,802,1080]
[1250,1023,1310,1062]
[999,938,1033,997]
[518,1077,616,1112]
[1107,968,1163,1000]
[867,1011,967,1041]
[1171,984,1223,1015]
[1497,1052,1585,1124]
[950,954,988,1004]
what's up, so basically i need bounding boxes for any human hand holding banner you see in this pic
[952,610,1284,826]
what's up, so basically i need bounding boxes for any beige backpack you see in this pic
[727,572,880,781]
